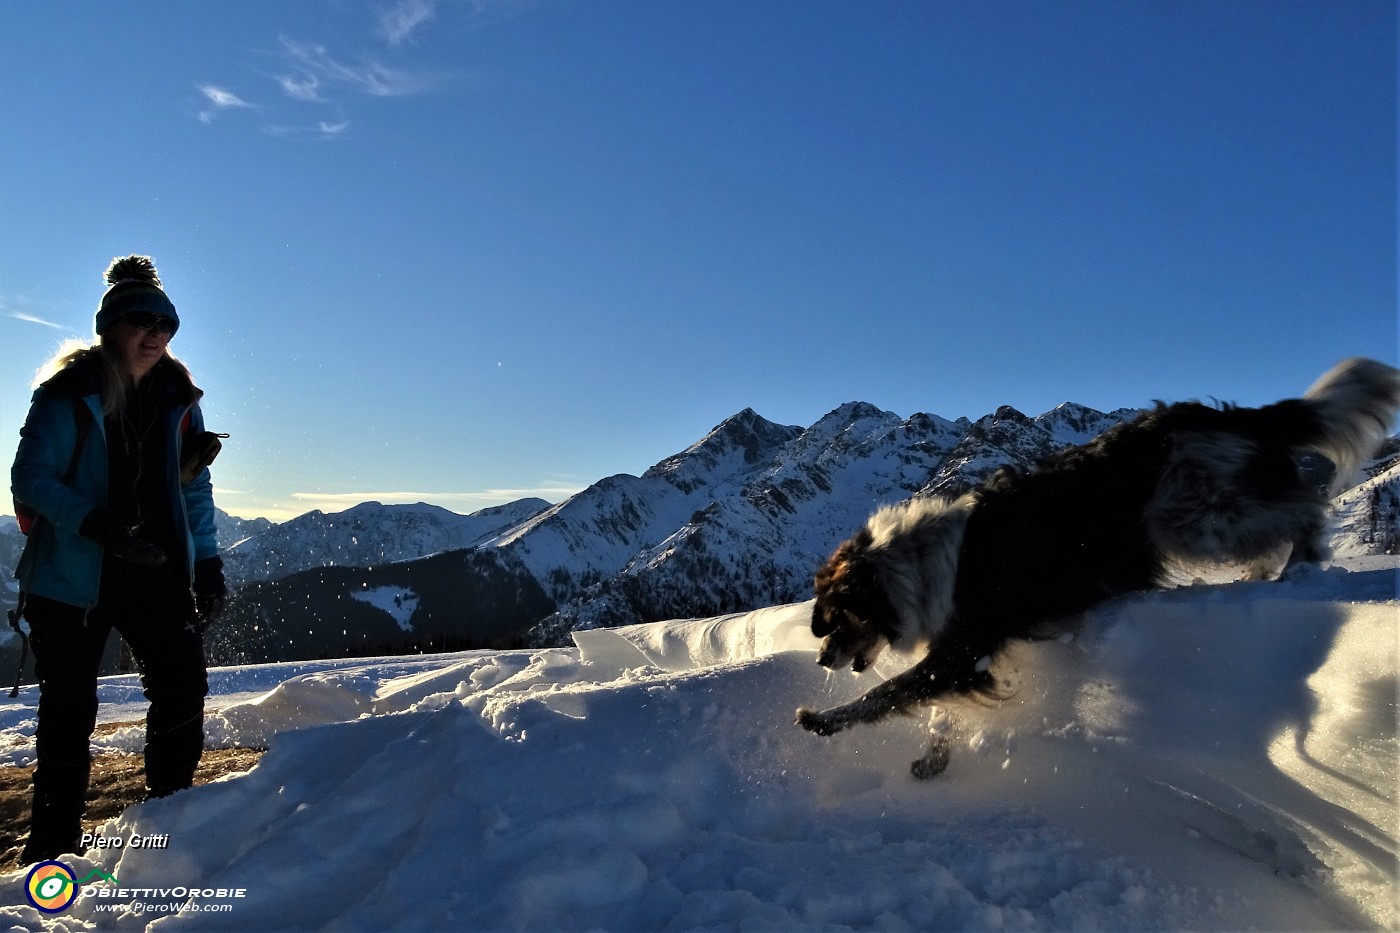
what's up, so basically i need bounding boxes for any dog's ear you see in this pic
[812,535,874,637]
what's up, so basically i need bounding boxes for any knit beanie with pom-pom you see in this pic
[95,254,179,335]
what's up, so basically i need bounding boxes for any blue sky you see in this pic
[2,1,1394,522]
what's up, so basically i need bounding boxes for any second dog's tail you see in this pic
[1301,357,1400,495]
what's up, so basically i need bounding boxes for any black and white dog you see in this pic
[797,358,1400,776]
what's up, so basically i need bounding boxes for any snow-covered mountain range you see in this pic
[219,498,550,582]
[209,399,1399,664]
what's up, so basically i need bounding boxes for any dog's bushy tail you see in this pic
[1301,357,1400,495]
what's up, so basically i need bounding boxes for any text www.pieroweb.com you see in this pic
[91,899,236,916]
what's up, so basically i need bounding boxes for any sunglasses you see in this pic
[124,313,178,336]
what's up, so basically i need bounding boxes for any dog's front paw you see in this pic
[795,707,840,737]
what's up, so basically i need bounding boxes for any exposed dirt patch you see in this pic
[0,730,264,873]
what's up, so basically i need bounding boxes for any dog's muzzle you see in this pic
[815,630,888,673]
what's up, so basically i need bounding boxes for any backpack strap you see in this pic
[63,396,93,485]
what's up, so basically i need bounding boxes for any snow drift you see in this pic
[0,557,1393,930]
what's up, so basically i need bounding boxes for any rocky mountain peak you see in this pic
[643,409,803,494]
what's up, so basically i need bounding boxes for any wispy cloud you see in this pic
[201,85,251,108]
[378,0,531,46]
[264,120,352,141]
[5,310,65,329]
[278,37,433,99]
[277,73,321,103]
[197,84,256,123]
[380,0,438,46]
[204,1,514,141]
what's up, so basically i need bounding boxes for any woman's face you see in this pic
[108,313,175,381]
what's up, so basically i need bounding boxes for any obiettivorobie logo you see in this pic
[24,860,119,913]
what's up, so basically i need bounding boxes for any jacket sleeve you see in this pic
[10,388,100,533]
[180,402,221,561]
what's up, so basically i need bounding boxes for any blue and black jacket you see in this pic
[10,354,219,610]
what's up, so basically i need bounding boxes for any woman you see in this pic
[10,255,226,863]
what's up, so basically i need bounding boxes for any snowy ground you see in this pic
[0,557,1393,931]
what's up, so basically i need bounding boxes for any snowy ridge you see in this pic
[1035,401,1142,446]
[0,556,1391,930]
[211,509,273,552]
[530,406,964,636]
[220,498,550,583]
[484,409,806,597]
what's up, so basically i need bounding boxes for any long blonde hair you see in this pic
[32,338,194,416]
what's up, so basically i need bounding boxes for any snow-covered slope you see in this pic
[0,556,1392,930]
[1331,459,1400,558]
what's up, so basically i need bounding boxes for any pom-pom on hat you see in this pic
[95,255,179,335]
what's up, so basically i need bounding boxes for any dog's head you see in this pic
[811,530,900,673]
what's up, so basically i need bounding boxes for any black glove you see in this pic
[194,556,228,629]
[79,508,167,567]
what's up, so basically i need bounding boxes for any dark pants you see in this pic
[22,565,207,861]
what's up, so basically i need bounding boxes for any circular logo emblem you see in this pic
[25,860,78,913]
